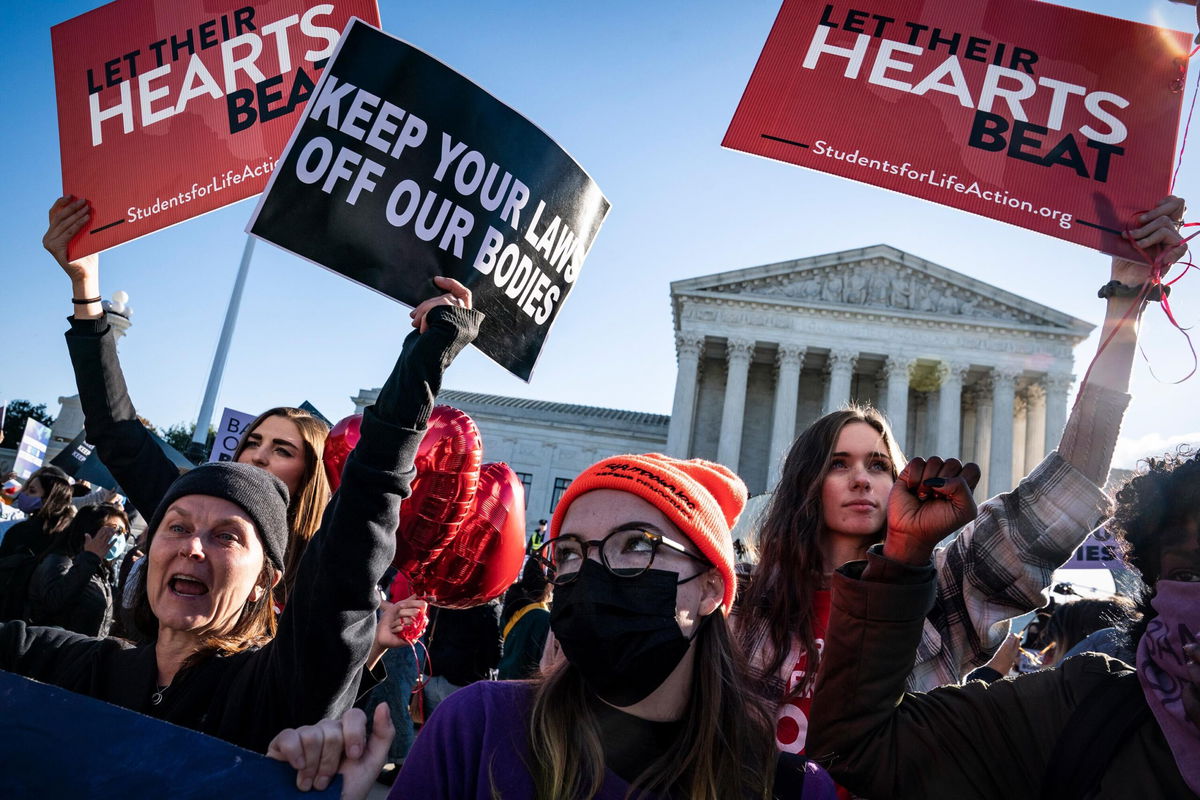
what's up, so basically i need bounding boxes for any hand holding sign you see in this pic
[725,0,1190,260]
[249,20,609,380]
[43,197,95,281]
[268,704,393,798]
[1118,195,1189,273]
[411,276,472,333]
[43,197,103,319]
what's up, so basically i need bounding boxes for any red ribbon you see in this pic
[1075,47,1200,396]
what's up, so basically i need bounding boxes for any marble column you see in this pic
[988,368,1019,494]
[666,332,705,458]
[935,361,969,457]
[1024,382,1047,470]
[1012,393,1028,481]
[973,377,993,500]
[717,338,755,471]
[768,344,806,487]
[960,387,978,464]
[882,355,913,451]
[1043,373,1073,454]
[823,349,858,414]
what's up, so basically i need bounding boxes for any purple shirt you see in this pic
[390,680,837,799]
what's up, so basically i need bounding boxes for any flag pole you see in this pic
[188,235,255,462]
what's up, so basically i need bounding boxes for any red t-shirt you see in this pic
[775,588,832,754]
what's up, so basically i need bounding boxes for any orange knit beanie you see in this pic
[549,454,747,613]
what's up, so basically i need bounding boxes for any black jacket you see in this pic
[63,316,182,522]
[0,307,481,753]
[27,550,114,637]
[427,600,502,685]
[0,519,50,560]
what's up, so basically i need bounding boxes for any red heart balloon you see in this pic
[413,462,527,609]
[322,413,362,493]
[394,406,483,576]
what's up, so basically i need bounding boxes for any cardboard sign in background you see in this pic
[52,0,380,259]
[209,407,256,462]
[249,20,610,381]
[0,672,338,798]
[724,0,1189,260]
[1064,527,1127,571]
[13,419,51,481]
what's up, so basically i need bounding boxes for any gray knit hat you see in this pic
[145,462,290,572]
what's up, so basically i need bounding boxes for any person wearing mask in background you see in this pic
[26,502,131,637]
[0,467,76,561]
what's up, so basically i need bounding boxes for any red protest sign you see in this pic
[51,0,380,259]
[723,1,1190,261]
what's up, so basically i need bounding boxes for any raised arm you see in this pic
[44,197,179,516]
[243,283,481,749]
[910,197,1189,686]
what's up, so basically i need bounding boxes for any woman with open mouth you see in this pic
[43,196,336,609]
[0,270,481,754]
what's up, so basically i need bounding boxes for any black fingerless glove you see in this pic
[371,305,484,429]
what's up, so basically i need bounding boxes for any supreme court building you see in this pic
[666,244,1091,497]
[354,244,1092,521]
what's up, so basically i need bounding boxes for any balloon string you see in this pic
[1171,45,1200,192]
[1072,225,1199,402]
[1073,49,1200,397]
[410,638,431,726]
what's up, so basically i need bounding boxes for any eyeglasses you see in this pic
[532,528,712,586]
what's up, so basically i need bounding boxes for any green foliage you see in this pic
[160,422,216,463]
[1,400,55,449]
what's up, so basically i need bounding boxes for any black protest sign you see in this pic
[248,20,610,381]
[49,430,96,478]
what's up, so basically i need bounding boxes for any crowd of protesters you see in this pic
[0,187,1195,800]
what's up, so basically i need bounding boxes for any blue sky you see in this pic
[5,0,1199,469]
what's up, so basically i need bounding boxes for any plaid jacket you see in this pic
[907,451,1112,691]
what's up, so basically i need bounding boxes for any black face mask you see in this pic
[549,560,697,707]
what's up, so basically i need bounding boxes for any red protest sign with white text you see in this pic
[51,0,380,259]
[723,0,1190,261]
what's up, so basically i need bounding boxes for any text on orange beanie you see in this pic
[549,454,747,613]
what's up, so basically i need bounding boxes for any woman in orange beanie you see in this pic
[389,453,837,800]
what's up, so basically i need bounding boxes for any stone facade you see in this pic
[350,389,669,524]
[668,245,1092,496]
[355,244,1091,509]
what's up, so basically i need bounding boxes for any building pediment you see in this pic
[671,245,1092,336]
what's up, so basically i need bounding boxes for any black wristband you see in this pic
[1097,280,1169,302]
[72,296,102,305]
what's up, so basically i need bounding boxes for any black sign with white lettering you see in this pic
[248,19,610,381]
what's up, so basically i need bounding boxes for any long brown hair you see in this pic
[739,405,904,699]
[232,407,330,601]
[527,613,777,800]
[28,470,76,540]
